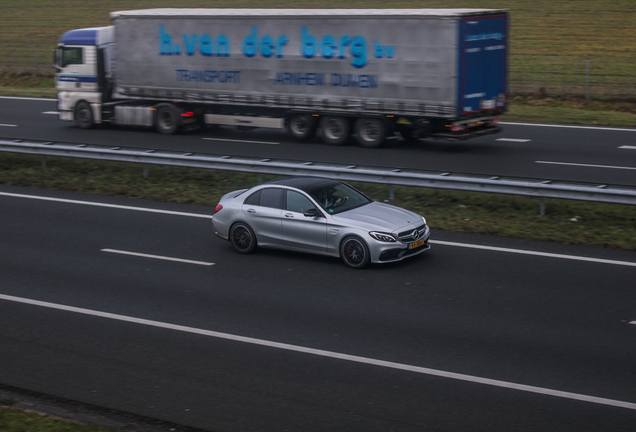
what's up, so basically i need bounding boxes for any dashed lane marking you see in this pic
[535,161,636,171]
[496,138,531,142]
[101,249,214,266]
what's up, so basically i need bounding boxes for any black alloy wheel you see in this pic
[230,222,257,254]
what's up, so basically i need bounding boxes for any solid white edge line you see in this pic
[429,240,636,267]
[101,249,214,266]
[0,292,634,411]
[630,321,636,325]
[619,146,636,150]
[535,161,636,171]
[0,96,56,101]
[203,138,280,145]
[42,111,59,115]
[0,124,18,127]
[0,192,212,218]
[500,121,636,132]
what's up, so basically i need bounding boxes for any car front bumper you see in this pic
[369,227,431,263]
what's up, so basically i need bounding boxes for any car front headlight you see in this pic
[369,231,397,242]
[422,216,427,225]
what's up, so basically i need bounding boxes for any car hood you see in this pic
[331,202,423,232]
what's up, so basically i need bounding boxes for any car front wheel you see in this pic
[340,236,370,269]
[230,222,257,254]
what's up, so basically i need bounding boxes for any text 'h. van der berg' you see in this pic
[159,25,395,87]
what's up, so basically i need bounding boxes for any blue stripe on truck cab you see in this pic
[58,75,97,83]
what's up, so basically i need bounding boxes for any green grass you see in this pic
[0,407,113,432]
[2,153,635,252]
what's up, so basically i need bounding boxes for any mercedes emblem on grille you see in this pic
[411,229,419,240]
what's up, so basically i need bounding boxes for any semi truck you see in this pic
[53,8,508,148]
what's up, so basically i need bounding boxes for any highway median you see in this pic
[1,151,635,251]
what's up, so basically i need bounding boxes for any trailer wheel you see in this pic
[287,113,317,142]
[155,104,181,135]
[74,101,94,129]
[354,118,387,148]
[320,116,350,146]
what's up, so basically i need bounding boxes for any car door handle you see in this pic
[284,213,294,218]
[247,209,256,213]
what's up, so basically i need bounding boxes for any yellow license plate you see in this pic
[409,239,426,249]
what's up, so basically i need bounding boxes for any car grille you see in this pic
[397,224,428,242]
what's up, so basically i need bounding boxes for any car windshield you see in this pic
[309,182,372,214]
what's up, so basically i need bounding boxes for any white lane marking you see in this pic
[0,293,634,411]
[630,321,636,325]
[500,121,636,133]
[535,161,636,171]
[496,138,531,142]
[430,240,636,267]
[203,138,280,145]
[101,249,214,266]
[0,192,212,219]
[42,111,59,115]
[619,146,636,150]
[0,96,56,101]
[0,124,17,127]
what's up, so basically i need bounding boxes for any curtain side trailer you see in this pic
[54,9,508,147]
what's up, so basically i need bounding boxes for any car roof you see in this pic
[264,177,341,193]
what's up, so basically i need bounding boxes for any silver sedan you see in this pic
[212,177,430,268]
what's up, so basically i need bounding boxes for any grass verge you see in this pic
[2,153,635,251]
[0,406,113,432]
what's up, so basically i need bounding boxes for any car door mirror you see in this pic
[303,208,324,218]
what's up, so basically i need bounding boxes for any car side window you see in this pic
[258,188,283,209]
[244,190,261,205]
[286,190,315,213]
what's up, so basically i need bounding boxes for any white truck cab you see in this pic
[54,26,114,125]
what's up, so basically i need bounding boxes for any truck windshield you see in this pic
[59,47,83,68]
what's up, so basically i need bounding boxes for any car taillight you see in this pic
[214,204,223,214]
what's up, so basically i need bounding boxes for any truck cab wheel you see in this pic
[287,113,317,142]
[354,118,387,148]
[74,102,94,129]
[320,116,350,146]
[155,104,181,135]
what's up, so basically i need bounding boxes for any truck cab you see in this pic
[53,26,114,126]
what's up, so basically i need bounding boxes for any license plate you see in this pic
[409,239,426,249]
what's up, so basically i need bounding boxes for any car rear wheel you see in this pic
[230,222,257,254]
[340,236,370,269]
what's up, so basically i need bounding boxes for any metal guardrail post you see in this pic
[540,198,546,216]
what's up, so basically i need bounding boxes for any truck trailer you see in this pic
[54,8,508,147]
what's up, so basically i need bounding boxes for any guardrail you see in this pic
[2,138,636,212]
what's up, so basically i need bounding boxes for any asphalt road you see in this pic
[1,185,635,431]
[1,96,636,187]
